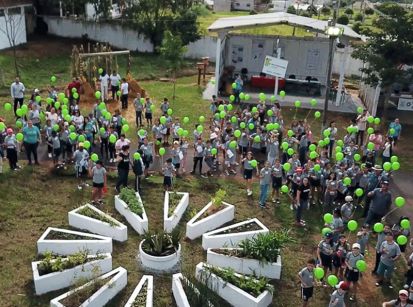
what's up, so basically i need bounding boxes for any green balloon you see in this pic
[83,141,91,149]
[314,164,321,171]
[50,75,57,83]
[336,140,344,147]
[343,177,351,186]
[270,95,276,102]
[259,93,266,101]
[220,111,226,119]
[309,144,317,151]
[252,107,258,113]
[390,156,398,163]
[267,109,274,116]
[4,103,12,111]
[323,129,331,137]
[248,123,255,130]
[318,140,325,147]
[78,135,85,142]
[95,91,101,99]
[314,267,325,280]
[177,128,184,136]
[336,152,344,161]
[283,162,291,171]
[327,275,339,287]
[310,99,318,107]
[395,196,405,208]
[357,106,363,113]
[249,159,258,168]
[294,100,301,108]
[397,235,408,245]
[199,116,205,123]
[16,133,23,141]
[15,120,23,128]
[239,92,245,100]
[197,125,203,133]
[287,130,294,137]
[234,130,241,138]
[383,162,392,171]
[138,129,146,137]
[355,188,364,197]
[245,94,251,101]
[367,116,374,123]
[122,124,129,132]
[218,104,225,112]
[309,151,318,159]
[324,213,333,223]
[279,90,286,98]
[160,116,166,124]
[287,148,294,156]
[53,124,60,132]
[159,147,166,156]
[266,123,273,131]
[367,127,374,135]
[167,108,173,115]
[322,227,332,236]
[183,130,189,137]
[392,162,400,171]
[354,153,361,161]
[281,185,289,193]
[211,148,217,155]
[183,116,189,124]
[16,108,23,117]
[347,220,358,231]
[229,140,237,148]
[401,219,410,230]
[133,152,141,160]
[314,111,321,118]
[98,68,103,74]
[281,142,289,150]
[232,82,237,89]
[240,122,246,129]
[69,132,77,140]
[254,135,261,143]
[91,153,99,162]
[229,95,235,102]
[374,223,384,233]
[374,118,381,125]
[69,125,75,132]
[356,260,367,272]
[109,134,117,143]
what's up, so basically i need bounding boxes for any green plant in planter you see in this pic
[37,251,92,276]
[168,191,183,216]
[142,228,181,257]
[119,187,143,217]
[212,189,226,208]
[238,229,295,264]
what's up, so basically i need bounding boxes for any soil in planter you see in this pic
[77,206,119,227]
[60,275,114,307]
[131,283,147,306]
[168,192,184,217]
[192,203,226,224]
[210,248,244,258]
[212,221,262,235]
[45,230,97,240]
[181,276,217,307]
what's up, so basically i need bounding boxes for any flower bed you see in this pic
[68,204,127,242]
[163,192,189,233]
[195,262,273,307]
[32,252,112,295]
[37,227,112,256]
[124,275,153,307]
[115,189,148,235]
[50,267,127,307]
[172,273,215,307]
[186,201,235,240]
[201,218,269,250]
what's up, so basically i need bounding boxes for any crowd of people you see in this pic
[0,73,410,306]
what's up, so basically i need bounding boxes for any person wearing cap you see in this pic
[382,289,413,307]
[357,224,370,256]
[373,224,392,274]
[345,242,365,301]
[73,142,90,190]
[4,128,18,170]
[298,258,316,307]
[162,157,176,191]
[341,196,354,226]
[317,232,335,284]
[363,164,384,217]
[376,231,401,288]
[328,281,349,307]
[365,181,392,225]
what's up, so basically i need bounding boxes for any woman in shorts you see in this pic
[241,151,257,196]
[89,160,107,206]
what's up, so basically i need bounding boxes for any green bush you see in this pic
[352,21,362,34]
[119,187,143,217]
[354,13,363,22]
[337,15,350,25]
[345,8,353,15]
[142,228,181,256]
[287,5,296,14]
[365,7,374,15]
[321,6,331,15]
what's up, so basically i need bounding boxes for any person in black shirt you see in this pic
[296,177,310,227]
[115,145,131,192]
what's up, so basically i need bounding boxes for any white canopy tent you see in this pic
[208,12,362,98]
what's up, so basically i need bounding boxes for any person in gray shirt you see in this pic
[376,232,401,288]
[373,224,392,274]
[298,258,316,307]
[259,161,272,208]
[328,281,349,307]
[366,181,392,225]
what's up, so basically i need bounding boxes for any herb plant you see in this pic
[141,228,181,257]
[168,192,182,217]
[77,205,119,227]
[132,283,147,306]
[120,187,143,217]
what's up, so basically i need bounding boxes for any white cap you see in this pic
[352,243,361,249]
[345,196,353,202]
[210,132,218,139]
[34,88,39,93]
[399,289,409,296]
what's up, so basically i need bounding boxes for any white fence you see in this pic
[0,10,27,50]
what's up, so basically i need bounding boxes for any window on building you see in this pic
[0,9,5,17]
[7,7,22,15]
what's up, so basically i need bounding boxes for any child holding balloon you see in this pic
[345,243,365,302]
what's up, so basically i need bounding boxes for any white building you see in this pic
[0,0,33,50]
[232,0,255,11]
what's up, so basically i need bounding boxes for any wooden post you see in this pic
[127,53,131,75]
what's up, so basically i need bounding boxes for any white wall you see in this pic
[232,0,255,11]
[0,9,27,50]
[214,0,232,12]
[332,46,363,77]
[43,16,153,53]
[185,36,217,60]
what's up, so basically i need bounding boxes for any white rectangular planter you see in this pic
[69,204,128,242]
[172,273,214,307]
[195,262,273,307]
[115,193,148,235]
[164,192,189,233]
[124,275,153,307]
[207,248,281,280]
[186,201,235,240]
[201,218,269,250]
[37,227,112,256]
[32,253,112,295]
[50,267,128,307]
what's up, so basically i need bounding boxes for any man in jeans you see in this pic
[22,120,41,165]
[375,232,401,289]
[191,138,205,176]
[259,161,271,208]
[365,181,392,225]
[10,77,25,116]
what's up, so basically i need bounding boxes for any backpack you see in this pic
[133,159,143,176]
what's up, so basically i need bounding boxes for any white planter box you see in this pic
[201,218,269,250]
[32,253,112,295]
[172,273,214,307]
[139,240,181,272]
[50,267,127,307]
[164,192,189,233]
[207,248,281,280]
[115,193,148,235]
[37,227,112,256]
[124,275,153,307]
[186,201,235,240]
[68,204,127,242]
[195,262,273,307]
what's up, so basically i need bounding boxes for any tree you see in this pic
[354,13,363,22]
[321,6,331,16]
[344,8,353,15]
[0,4,25,76]
[352,4,413,120]
[365,7,374,15]
[337,15,349,25]
[287,5,296,14]
[307,5,318,16]
[89,0,111,20]
[159,31,187,102]
[352,21,362,34]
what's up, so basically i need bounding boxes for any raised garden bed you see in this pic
[195,262,273,307]
[115,188,148,235]
[32,252,112,295]
[37,227,112,256]
[139,230,181,272]
[172,273,215,307]
[201,218,269,250]
[50,266,127,307]
[68,204,127,242]
[124,275,153,307]
[186,201,235,240]
[163,192,189,233]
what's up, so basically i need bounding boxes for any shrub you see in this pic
[119,187,143,217]
[354,13,363,22]
[345,8,353,15]
[365,7,374,15]
[337,15,350,25]
[287,5,296,14]
[352,22,362,34]
[142,228,181,256]
[212,189,226,208]
[321,6,331,15]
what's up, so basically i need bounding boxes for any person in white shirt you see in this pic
[10,77,25,116]
[109,70,121,101]
[99,71,110,101]
[120,78,129,109]
[356,110,368,146]
[115,134,131,155]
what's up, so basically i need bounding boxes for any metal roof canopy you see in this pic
[208,12,362,40]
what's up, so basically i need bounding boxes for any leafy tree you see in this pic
[321,6,331,16]
[352,4,413,119]
[354,13,363,22]
[345,8,353,15]
[159,31,187,102]
[89,0,111,20]
[287,5,297,14]
[337,15,349,25]
[365,7,374,15]
[352,21,362,34]
[307,5,318,16]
